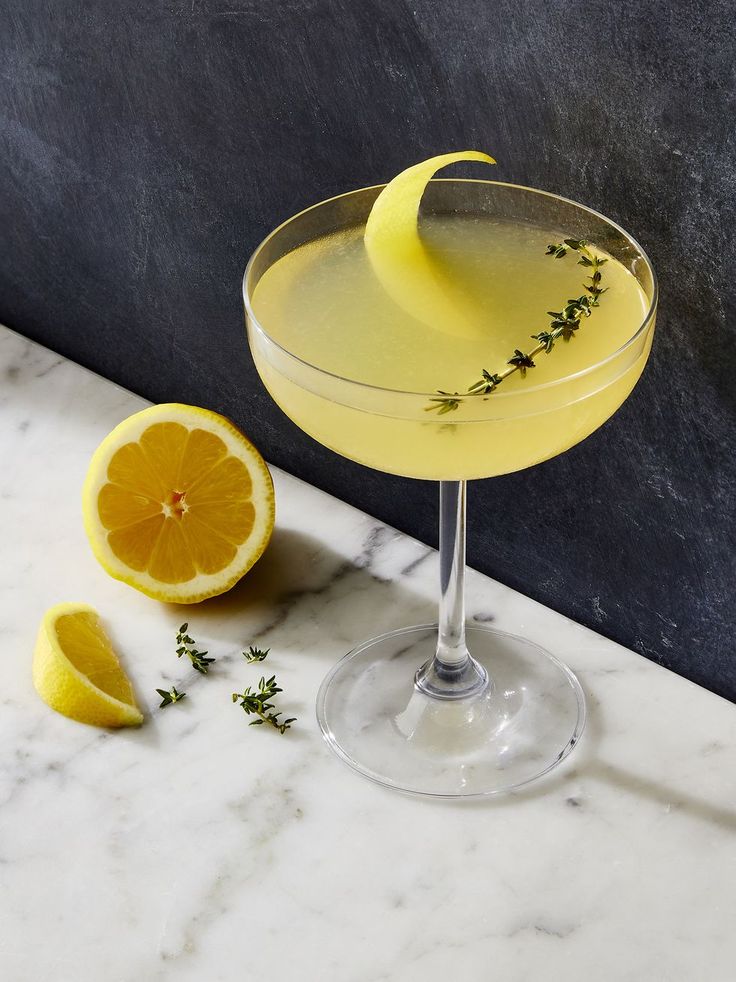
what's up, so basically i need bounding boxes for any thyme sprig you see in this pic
[232,675,296,734]
[425,239,608,413]
[243,645,270,663]
[156,686,186,708]
[176,623,215,675]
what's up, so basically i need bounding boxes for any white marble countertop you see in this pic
[1,323,735,982]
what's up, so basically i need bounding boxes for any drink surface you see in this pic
[252,217,648,393]
[249,214,652,480]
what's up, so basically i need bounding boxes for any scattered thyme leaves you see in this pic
[426,240,608,412]
[164,624,295,734]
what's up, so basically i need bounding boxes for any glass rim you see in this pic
[242,178,658,400]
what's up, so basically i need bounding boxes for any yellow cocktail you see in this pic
[243,156,657,797]
[251,210,651,480]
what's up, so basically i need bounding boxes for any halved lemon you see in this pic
[33,602,143,728]
[83,404,274,603]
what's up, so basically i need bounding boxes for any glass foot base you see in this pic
[316,625,586,798]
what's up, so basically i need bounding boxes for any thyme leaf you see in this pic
[243,646,270,663]
[156,686,186,708]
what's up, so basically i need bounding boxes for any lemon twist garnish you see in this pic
[364,151,496,340]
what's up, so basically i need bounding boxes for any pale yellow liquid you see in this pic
[250,216,653,480]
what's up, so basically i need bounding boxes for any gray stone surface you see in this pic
[2,1,734,696]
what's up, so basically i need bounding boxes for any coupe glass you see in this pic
[242,180,657,798]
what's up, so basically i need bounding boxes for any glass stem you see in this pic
[438,479,470,666]
[414,481,489,699]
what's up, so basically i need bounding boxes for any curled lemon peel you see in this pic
[364,151,496,340]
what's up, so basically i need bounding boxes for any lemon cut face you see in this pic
[33,603,143,728]
[83,404,275,603]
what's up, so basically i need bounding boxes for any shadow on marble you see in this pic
[100,621,155,741]
[427,696,736,832]
[589,760,736,831]
[162,526,437,660]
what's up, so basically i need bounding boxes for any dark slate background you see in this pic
[2,1,734,698]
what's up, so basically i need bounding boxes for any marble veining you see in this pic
[1,324,735,981]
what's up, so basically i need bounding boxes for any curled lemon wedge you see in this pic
[33,603,143,728]
[364,150,496,339]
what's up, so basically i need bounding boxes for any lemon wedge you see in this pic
[33,603,143,728]
[364,150,496,339]
[83,404,274,603]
